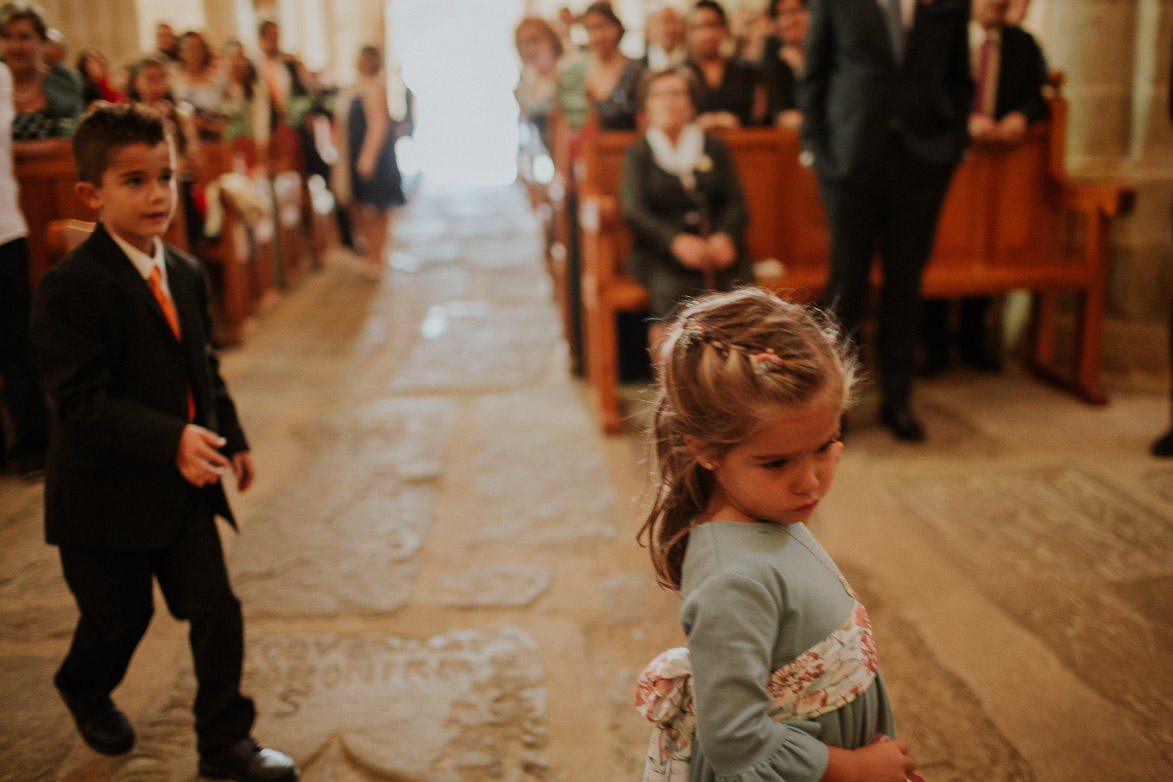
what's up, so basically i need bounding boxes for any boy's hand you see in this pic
[176,425,229,487]
[231,451,256,492]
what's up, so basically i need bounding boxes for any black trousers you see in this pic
[55,495,255,756]
[0,237,49,462]
[817,143,955,405]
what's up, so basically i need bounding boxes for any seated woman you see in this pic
[514,16,563,148]
[0,3,82,143]
[619,66,751,349]
[219,40,270,170]
[76,48,126,107]
[173,30,228,142]
[761,0,807,128]
[684,0,765,130]
[127,55,202,244]
[556,1,643,131]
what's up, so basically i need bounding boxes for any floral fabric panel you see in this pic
[766,600,879,721]
[635,599,879,782]
[634,647,694,782]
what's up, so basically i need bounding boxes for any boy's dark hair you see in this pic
[72,102,173,185]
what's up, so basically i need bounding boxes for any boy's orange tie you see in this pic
[147,265,196,422]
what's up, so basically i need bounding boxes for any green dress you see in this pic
[680,521,896,782]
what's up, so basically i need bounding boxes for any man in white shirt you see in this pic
[0,60,48,478]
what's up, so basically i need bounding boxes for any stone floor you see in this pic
[2,181,1172,782]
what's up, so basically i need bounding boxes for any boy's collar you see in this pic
[106,228,165,281]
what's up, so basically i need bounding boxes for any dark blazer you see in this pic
[799,0,973,182]
[619,133,751,315]
[990,24,1049,124]
[31,222,247,550]
[686,58,763,128]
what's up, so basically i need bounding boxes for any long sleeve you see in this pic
[31,265,186,466]
[619,140,679,257]
[796,0,832,168]
[684,572,830,781]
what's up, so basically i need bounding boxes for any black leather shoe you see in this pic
[1153,429,1173,457]
[57,688,135,756]
[879,403,926,443]
[960,348,1002,372]
[199,737,299,782]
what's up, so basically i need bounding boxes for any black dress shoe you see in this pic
[960,348,1002,372]
[919,352,951,378]
[1153,429,1173,457]
[199,737,299,782]
[879,403,926,443]
[57,688,135,756]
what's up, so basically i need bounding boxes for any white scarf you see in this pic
[646,123,705,192]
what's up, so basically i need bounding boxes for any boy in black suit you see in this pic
[30,104,297,782]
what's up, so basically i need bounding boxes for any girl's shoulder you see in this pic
[682,522,790,596]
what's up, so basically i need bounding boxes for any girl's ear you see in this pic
[683,434,719,471]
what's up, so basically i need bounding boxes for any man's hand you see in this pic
[995,111,1028,143]
[671,234,710,269]
[176,425,229,487]
[706,233,738,270]
[968,112,997,142]
[231,451,256,492]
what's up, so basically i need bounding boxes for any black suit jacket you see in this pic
[799,0,973,182]
[991,24,1049,124]
[31,222,247,550]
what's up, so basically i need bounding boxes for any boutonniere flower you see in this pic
[695,154,713,173]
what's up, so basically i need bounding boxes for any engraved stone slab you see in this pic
[436,564,552,608]
[105,628,550,782]
[474,386,617,543]
[230,400,455,616]
[391,304,559,393]
[0,656,74,782]
[894,467,1173,580]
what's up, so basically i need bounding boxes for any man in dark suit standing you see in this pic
[799,0,973,441]
[921,0,1048,375]
[31,104,297,782]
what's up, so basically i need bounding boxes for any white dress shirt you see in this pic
[110,231,174,303]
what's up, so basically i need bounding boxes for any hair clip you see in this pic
[679,325,705,349]
[750,348,783,375]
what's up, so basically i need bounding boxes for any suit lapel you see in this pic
[90,223,181,342]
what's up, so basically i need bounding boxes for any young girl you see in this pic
[635,288,921,782]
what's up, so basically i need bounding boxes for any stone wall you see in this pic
[1044,0,1173,375]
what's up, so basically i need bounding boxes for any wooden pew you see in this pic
[190,143,279,344]
[578,92,1132,433]
[16,140,188,290]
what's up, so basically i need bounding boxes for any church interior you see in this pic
[1,1,1172,780]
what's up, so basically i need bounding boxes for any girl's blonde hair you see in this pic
[638,288,859,591]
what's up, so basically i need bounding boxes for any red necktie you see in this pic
[973,37,997,116]
[148,265,196,422]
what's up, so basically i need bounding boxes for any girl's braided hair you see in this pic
[637,287,858,591]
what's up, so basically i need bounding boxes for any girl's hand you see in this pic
[824,741,917,782]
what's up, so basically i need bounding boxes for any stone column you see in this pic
[40,0,141,70]
[1045,0,1173,374]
